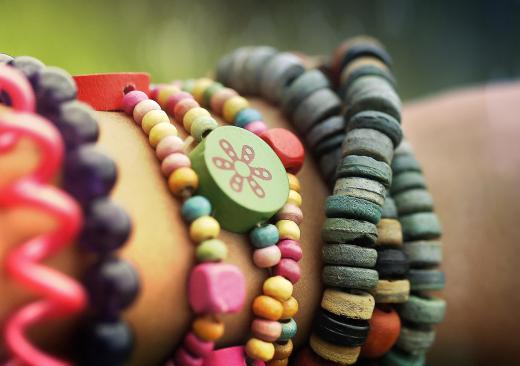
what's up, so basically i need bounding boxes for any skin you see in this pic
[1,84,520,365]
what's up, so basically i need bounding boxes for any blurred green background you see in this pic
[1,0,519,100]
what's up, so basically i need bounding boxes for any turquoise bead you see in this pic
[182,196,212,222]
[234,108,262,128]
[278,318,297,341]
[250,224,280,248]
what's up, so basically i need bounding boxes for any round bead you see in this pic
[149,122,178,147]
[287,190,302,207]
[276,220,300,240]
[325,195,382,224]
[161,153,191,176]
[174,98,200,123]
[234,108,262,128]
[275,204,303,225]
[390,171,427,195]
[80,320,133,366]
[182,196,212,222]
[168,167,199,196]
[204,346,258,366]
[393,189,434,216]
[376,218,403,247]
[277,240,303,261]
[273,339,293,360]
[371,279,410,303]
[157,86,180,108]
[9,56,44,81]
[281,297,298,319]
[34,66,77,108]
[189,216,220,243]
[55,100,99,149]
[307,116,345,150]
[166,91,193,113]
[245,120,269,136]
[183,106,211,131]
[195,239,228,262]
[252,319,283,342]
[223,95,249,123]
[156,135,185,160]
[193,315,225,342]
[253,295,283,321]
[321,218,378,245]
[133,99,161,125]
[292,88,341,134]
[141,109,170,134]
[273,258,301,284]
[191,115,219,141]
[245,338,275,362]
[309,334,360,365]
[263,276,293,301]
[281,69,329,115]
[174,347,203,366]
[287,174,300,192]
[399,294,446,325]
[253,246,282,268]
[242,46,277,94]
[321,289,375,320]
[260,128,305,174]
[260,52,305,103]
[322,265,379,290]
[210,88,238,115]
[322,244,377,268]
[202,82,224,107]
[192,78,214,103]
[183,332,214,358]
[250,224,280,249]
[278,318,297,342]
[361,307,401,358]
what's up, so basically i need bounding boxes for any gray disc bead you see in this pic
[322,244,378,268]
[306,116,346,149]
[292,88,341,134]
[325,195,383,224]
[336,155,392,187]
[322,218,378,245]
[341,128,394,165]
[403,240,443,268]
[281,69,330,115]
[322,265,379,290]
[333,177,386,206]
[393,189,434,215]
[347,110,403,147]
[409,269,445,291]
[399,294,447,324]
[396,326,436,355]
[390,172,427,195]
[241,46,277,95]
[259,52,305,103]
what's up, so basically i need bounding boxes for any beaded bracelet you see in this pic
[1,55,140,366]
[151,80,306,365]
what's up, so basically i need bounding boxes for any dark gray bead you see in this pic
[341,128,394,164]
[259,52,305,103]
[322,218,378,245]
[322,265,379,290]
[281,69,329,115]
[403,240,443,268]
[347,110,403,147]
[292,88,341,134]
[336,155,392,187]
[322,244,378,268]
[242,46,277,95]
[306,116,345,149]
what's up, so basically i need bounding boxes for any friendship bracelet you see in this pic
[1,55,140,366]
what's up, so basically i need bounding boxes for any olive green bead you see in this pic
[196,239,228,261]
[322,218,378,245]
[322,265,379,290]
[322,244,377,268]
[409,269,445,291]
[390,172,427,195]
[325,195,382,224]
[336,155,392,187]
[341,128,394,165]
[400,212,442,240]
[399,294,447,325]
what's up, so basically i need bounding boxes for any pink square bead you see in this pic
[189,263,246,314]
[203,346,265,366]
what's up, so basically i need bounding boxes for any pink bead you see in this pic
[133,99,161,125]
[174,98,200,123]
[167,91,194,114]
[189,263,246,314]
[276,203,303,225]
[156,135,185,160]
[210,88,237,116]
[277,239,303,262]
[122,90,148,115]
[184,332,214,358]
[203,346,265,366]
[161,153,191,176]
[273,258,301,284]
[251,319,282,342]
[150,85,162,100]
[253,245,281,268]
[174,347,203,366]
[245,121,268,136]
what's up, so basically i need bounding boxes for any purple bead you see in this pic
[53,100,99,149]
[63,145,117,203]
[122,90,148,115]
[35,66,77,112]
[79,199,131,253]
[84,257,140,318]
[9,56,44,83]
[81,319,133,366]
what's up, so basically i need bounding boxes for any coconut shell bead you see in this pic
[276,220,300,240]
[252,319,283,342]
[149,122,178,147]
[246,338,275,362]
[273,258,301,284]
[189,216,220,243]
[371,279,410,303]
[168,167,199,196]
[156,135,185,160]
[223,95,249,123]
[341,128,394,165]
[133,99,161,125]
[161,153,191,176]
[376,218,403,247]
[253,245,282,268]
[253,295,284,321]
[272,339,293,360]
[263,276,293,302]
[294,347,338,366]
[399,295,446,325]
[310,335,360,365]
[123,90,148,114]
[193,315,225,342]
[321,289,375,320]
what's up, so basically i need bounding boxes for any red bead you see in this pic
[293,347,338,366]
[273,258,301,284]
[260,128,305,174]
[361,306,401,358]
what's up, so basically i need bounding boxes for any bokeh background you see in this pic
[1,0,519,100]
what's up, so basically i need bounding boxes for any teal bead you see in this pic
[381,348,426,366]
[399,294,447,325]
[191,116,218,141]
[182,196,212,222]
[234,108,262,128]
[336,154,393,188]
[390,172,427,195]
[196,239,228,262]
[325,195,383,224]
[250,224,280,248]
[278,318,298,341]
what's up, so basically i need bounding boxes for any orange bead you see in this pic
[361,307,401,358]
[168,167,199,196]
[281,297,299,319]
[192,315,225,341]
[245,338,275,362]
[252,295,284,321]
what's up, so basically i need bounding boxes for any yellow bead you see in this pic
[157,85,181,107]
[193,315,225,342]
[142,109,170,134]
[281,297,299,319]
[149,122,178,147]
[276,220,300,240]
[263,276,293,301]
[287,190,302,207]
[245,338,275,362]
[168,167,199,197]
[192,78,214,103]
[287,174,300,192]
[189,215,220,243]
[183,107,210,131]
[252,295,283,321]
[222,95,249,123]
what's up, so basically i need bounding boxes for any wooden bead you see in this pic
[216,53,234,86]
[376,219,403,247]
[166,91,193,114]
[278,318,297,342]
[260,52,305,103]
[245,338,275,362]
[192,315,225,342]
[174,97,200,124]
[321,288,375,320]
[332,36,391,76]
[263,276,293,301]
[396,325,436,354]
[272,339,293,360]
[336,155,392,188]
[252,295,284,321]
[287,173,300,192]
[227,47,253,93]
[252,319,283,342]
[157,86,181,108]
[322,265,379,290]
[281,297,298,319]
[276,204,303,225]
[375,248,409,278]
[390,172,427,195]
[168,167,199,197]
[192,78,214,103]
[371,279,410,303]
[267,358,288,366]
[234,108,262,128]
[399,294,446,325]
[281,69,329,115]
[306,116,346,149]
[223,95,249,123]
[210,88,238,116]
[341,128,394,165]
[183,106,210,131]
[277,240,303,261]
[273,258,301,284]
[403,240,443,268]
[309,334,360,365]
[319,149,343,183]
[315,134,346,158]
[361,307,401,358]
[196,239,228,262]
[156,135,184,160]
[174,347,203,366]
[325,195,383,224]
[183,331,214,358]
[189,216,220,243]
[190,116,218,141]
[339,56,394,97]
[202,82,224,108]
[321,218,378,245]
[347,110,402,147]
[294,347,339,366]
[133,99,161,125]
[142,109,170,134]
[203,346,251,366]
[182,195,212,222]
[276,220,300,240]
[250,224,280,248]
[161,152,191,176]
[408,269,445,291]
[122,90,148,115]
[242,46,277,94]
[322,244,377,268]
[292,88,341,134]
[189,126,289,233]
[333,177,386,207]
[400,212,442,241]
[393,189,434,215]
[260,128,306,174]
[149,122,178,147]
[253,245,282,268]
[286,190,302,207]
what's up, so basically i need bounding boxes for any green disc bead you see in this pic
[347,110,403,147]
[381,196,398,219]
[336,154,392,187]
[279,318,298,342]
[325,195,383,224]
[191,115,219,141]
[181,195,212,222]
[390,172,427,195]
[341,128,394,165]
[250,224,280,248]
[396,326,436,355]
[399,294,447,325]
[393,189,434,215]
[400,212,442,241]
[322,218,378,245]
[409,269,445,291]
[322,265,379,290]
[333,177,386,206]
[381,349,426,366]
[403,240,443,268]
[391,153,422,174]
[196,239,228,262]
[202,82,224,107]
[322,244,377,268]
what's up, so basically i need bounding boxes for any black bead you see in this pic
[54,100,99,149]
[35,66,77,113]
[9,56,44,83]
[313,308,370,347]
[80,320,133,366]
[376,247,409,278]
[340,43,393,71]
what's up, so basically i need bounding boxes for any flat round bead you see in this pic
[371,279,410,303]
[314,134,346,158]
[227,47,253,93]
[321,289,375,320]
[336,155,392,188]
[166,91,193,114]
[276,204,303,225]
[313,309,370,347]
[400,212,442,241]
[390,172,427,195]
[306,116,346,149]
[287,190,302,207]
[253,295,284,321]
[189,216,220,243]
[392,152,422,174]
[196,239,228,262]
[250,224,280,249]
[409,269,445,291]
[223,95,249,123]
[157,86,180,108]
[399,294,446,325]
[341,128,394,165]
[347,110,402,147]
[381,196,399,219]
[183,106,211,131]
[210,88,238,116]
[333,177,386,206]
[174,98,200,123]
[168,166,199,196]
[272,339,293,360]
[252,319,283,342]
[273,258,301,284]
[281,297,299,319]
[376,248,409,278]
[322,265,379,290]
[322,244,377,268]
[242,46,278,94]
[321,218,378,245]
[403,240,443,268]
[234,108,262,128]
[278,318,297,342]
[183,332,214,358]
[245,121,269,135]
[319,149,343,183]
[260,52,305,103]
[149,122,178,147]
[263,276,293,301]
[245,338,275,362]
[253,245,282,268]
[325,195,383,224]
[396,325,436,355]
[361,307,401,358]
[277,239,303,261]
[292,88,341,135]
[156,135,185,160]
[216,53,234,86]
[294,347,339,366]
[133,99,161,125]
[193,315,225,341]
[276,220,300,240]
[376,218,403,247]
[260,128,305,174]
[332,36,391,74]
[309,334,360,365]
[9,56,44,81]
[381,349,426,366]
[182,196,212,222]
[393,189,434,215]
[281,69,330,115]
[287,174,300,192]
[161,152,191,176]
